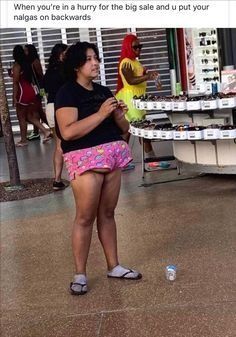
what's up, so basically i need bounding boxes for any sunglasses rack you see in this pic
[133,93,236,112]
[186,28,220,94]
[129,121,236,141]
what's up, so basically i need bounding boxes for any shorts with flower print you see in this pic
[63,140,132,180]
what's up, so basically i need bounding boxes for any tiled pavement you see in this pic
[1,135,236,336]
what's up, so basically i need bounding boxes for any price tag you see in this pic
[222,100,229,107]
[203,102,210,108]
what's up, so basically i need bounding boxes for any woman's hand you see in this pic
[98,97,118,119]
[147,70,159,80]
[113,100,128,120]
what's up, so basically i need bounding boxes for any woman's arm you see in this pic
[12,63,20,107]
[121,63,158,85]
[56,97,118,141]
[32,59,43,81]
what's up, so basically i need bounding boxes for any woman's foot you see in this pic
[107,265,142,280]
[42,131,52,143]
[70,274,88,295]
[27,131,40,141]
[53,180,67,191]
[15,141,28,147]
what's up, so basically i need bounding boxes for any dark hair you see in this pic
[47,43,68,69]
[65,41,100,80]
[24,44,40,63]
[13,45,32,83]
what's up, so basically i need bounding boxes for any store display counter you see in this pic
[169,109,236,174]
[131,96,236,175]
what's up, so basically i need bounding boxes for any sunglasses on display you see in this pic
[203,76,219,82]
[200,39,206,46]
[199,30,216,38]
[202,49,217,55]
[202,67,219,73]
[201,58,218,64]
[201,39,217,46]
[132,44,143,50]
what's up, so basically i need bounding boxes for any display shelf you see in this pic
[184,28,221,95]
[140,137,178,179]
[132,92,236,176]
[133,95,236,112]
[192,28,220,87]
[170,109,236,173]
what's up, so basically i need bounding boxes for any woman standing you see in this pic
[12,45,51,146]
[116,34,160,159]
[24,44,48,140]
[44,43,68,190]
[55,42,142,295]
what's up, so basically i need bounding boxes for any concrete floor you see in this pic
[1,135,236,337]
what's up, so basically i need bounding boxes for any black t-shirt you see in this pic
[43,64,66,103]
[55,81,123,154]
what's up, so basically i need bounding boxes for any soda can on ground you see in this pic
[165,265,177,281]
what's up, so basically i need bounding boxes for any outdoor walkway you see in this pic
[1,135,236,337]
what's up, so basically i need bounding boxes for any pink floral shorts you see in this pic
[63,140,132,180]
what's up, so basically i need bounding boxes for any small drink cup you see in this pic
[165,265,177,281]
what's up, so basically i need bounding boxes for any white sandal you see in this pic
[70,282,88,295]
[107,265,142,280]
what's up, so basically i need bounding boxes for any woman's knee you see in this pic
[74,213,96,228]
[98,208,115,221]
[16,106,25,119]
[55,136,63,152]
[27,108,40,121]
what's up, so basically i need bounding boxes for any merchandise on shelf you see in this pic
[187,126,205,140]
[203,125,221,139]
[173,125,189,140]
[129,119,236,141]
[186,96,202,110]
[219,125,236,139]
[132,92,236,111]
[185,28,220,95]
[200,95,218,110]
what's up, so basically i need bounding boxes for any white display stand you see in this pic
[168,108,236,174]
[131,98,236,176]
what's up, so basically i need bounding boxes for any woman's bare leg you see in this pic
[144,139,154,154]
[70,171,104,274]
[96,169,121,270]
[53,134,64,182]
[27,104,50,139]
[16,104,28,143]
[138,137,154,154]
[32,100,46,135]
